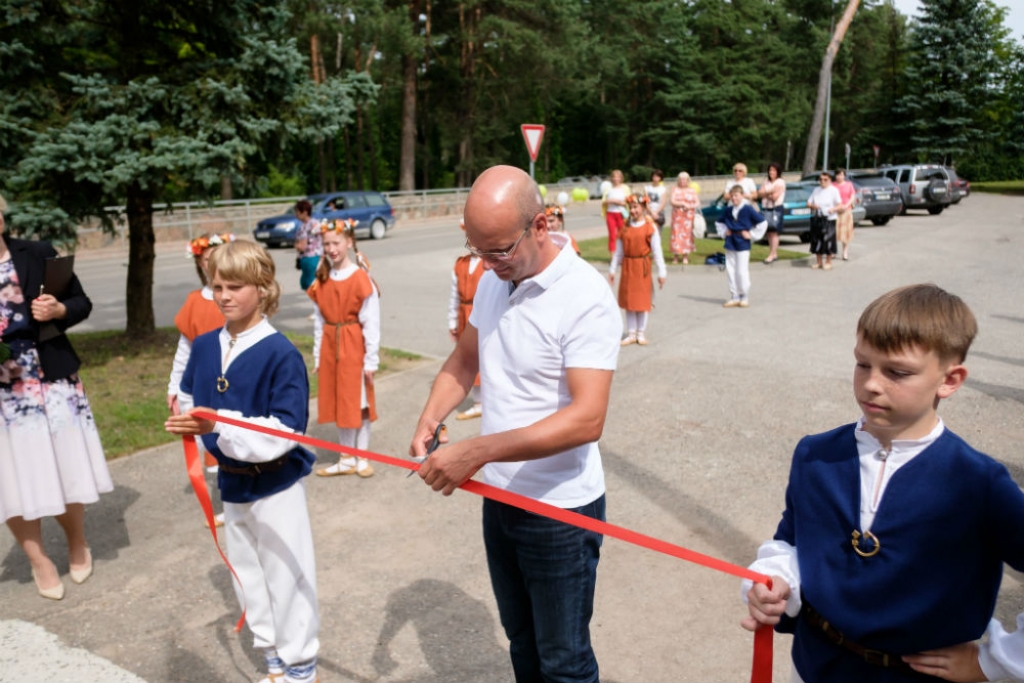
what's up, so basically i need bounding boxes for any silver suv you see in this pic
[880,164,952,215]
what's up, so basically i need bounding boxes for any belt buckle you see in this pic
[863,649,891,668]
[252,463,263,475]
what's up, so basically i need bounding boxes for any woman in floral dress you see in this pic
[669,172,701,264]
[0,203,109,601]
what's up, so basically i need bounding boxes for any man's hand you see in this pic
[417,439,483,496]
[165,408,216,436]
[903,642,987,682]
[741,577,791,632]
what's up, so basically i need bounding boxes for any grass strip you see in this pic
[69,327,421,459]
[578,231,807,264]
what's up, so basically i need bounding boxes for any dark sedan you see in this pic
[801,171,903,226]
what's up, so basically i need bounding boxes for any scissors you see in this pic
[408,422,446,478]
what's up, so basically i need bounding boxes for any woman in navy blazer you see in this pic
[0,206,111,601]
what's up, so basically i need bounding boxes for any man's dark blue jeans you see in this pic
[483,495,605,683]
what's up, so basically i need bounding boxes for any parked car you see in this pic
[702,181,866,242]
[946,168,969,204]
[801,171,903,226]
[879,164,951,215]
[253,191,397,247]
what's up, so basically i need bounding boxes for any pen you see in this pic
[408,422,446,478]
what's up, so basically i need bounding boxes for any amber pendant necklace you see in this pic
[217,337,238,393]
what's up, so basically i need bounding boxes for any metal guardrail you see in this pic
[76,172,814,250]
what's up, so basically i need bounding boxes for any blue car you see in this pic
[702,181,864,243]
[253,191,397,247]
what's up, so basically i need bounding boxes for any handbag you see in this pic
[765,208,782,230]
[693,211,707,240]
[295,256,302,271]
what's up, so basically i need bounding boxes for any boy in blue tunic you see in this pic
[741,284,1024,682]
[714,184,766,308]
[166,240,319,683]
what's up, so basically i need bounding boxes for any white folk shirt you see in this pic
[469,232,621,507]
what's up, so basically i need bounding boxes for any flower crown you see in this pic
[625,194,649,206]
[187,233,235,257]
[320,218,358,235]
[544,204,565,218]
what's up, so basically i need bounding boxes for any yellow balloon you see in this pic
[539,184,547,198]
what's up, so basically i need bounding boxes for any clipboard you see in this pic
[38,255,75,342]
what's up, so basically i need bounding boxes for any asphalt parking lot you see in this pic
[2,195,1023,682]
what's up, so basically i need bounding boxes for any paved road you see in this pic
[2,196,1023,682]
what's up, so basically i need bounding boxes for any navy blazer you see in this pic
[2,235,92,381]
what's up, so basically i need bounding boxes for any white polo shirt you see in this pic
[469,233,621,507]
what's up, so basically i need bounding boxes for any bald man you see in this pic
[410,165,621,682]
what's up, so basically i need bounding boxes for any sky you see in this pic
[889,0,1024,43]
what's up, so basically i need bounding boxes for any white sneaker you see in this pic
[457,404,483,420]
[636,332,648,346]
[620,334,637,346]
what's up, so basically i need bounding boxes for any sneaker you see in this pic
[636,332,648,346]
[204,512,225,529]
[723,300,741,308]
[316,457,359,477]
[739,300,750,308]
[456,404,482,420]
[621,334,637,346]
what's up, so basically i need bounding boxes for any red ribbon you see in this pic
[182,434,246,632]
[185,410,776,682]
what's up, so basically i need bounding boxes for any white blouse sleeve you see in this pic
[447,269,460,332]
[608,239,624,276]
[312,304,324,371]
[740,539,803,618]
[212,409,299,463]
[167,334,192,396]
[359,285,381,372]
[979,613,1024,681]
[650,229,667,279]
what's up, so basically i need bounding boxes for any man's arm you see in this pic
[416,366,614,496]
[409,323,481,457]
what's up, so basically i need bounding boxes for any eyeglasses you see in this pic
[465,222,533,261]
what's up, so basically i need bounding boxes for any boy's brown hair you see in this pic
[857,283,977,363]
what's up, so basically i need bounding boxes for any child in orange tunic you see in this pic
[309,220,380,478]
[607,195,666,346]
[544,204,580,255]
[167,233,234,525]
[448,218,485,420]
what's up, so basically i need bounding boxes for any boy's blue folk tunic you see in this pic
[717,204,764,252]
[776,423,1024,682]
[181,329,314,503]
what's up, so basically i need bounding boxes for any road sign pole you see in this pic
[529,161,535,179]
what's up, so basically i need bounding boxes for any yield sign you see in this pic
[520,124,545,162]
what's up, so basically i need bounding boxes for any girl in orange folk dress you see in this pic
[544,204,580,255]
[448,218,485,420]
[309,220,380,478]
[608,195,667,346]
[168,233,233,526]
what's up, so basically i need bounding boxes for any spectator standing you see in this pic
[807,172,842,271]
[0,201,110,601]
[758,163,786,264]
[722,162,758,201]
[293,200,322,292]
[668,172,701,265]
[409,165,620,683]
[644,169,667,234]
[833,168,856,261]
[602,169,629,254]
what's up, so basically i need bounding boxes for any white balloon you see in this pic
[600,180,612,197]
[556,191,569,206]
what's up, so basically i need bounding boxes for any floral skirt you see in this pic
[0,341,111,523]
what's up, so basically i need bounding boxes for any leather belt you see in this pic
[803,602,914,672]
[217,455,288,476]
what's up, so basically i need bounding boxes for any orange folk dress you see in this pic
[308,269,378,428]
[174,289,224,342]
[453,254,484,387]
[617,219,658,312]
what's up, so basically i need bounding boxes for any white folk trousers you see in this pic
[726,250,751,301]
